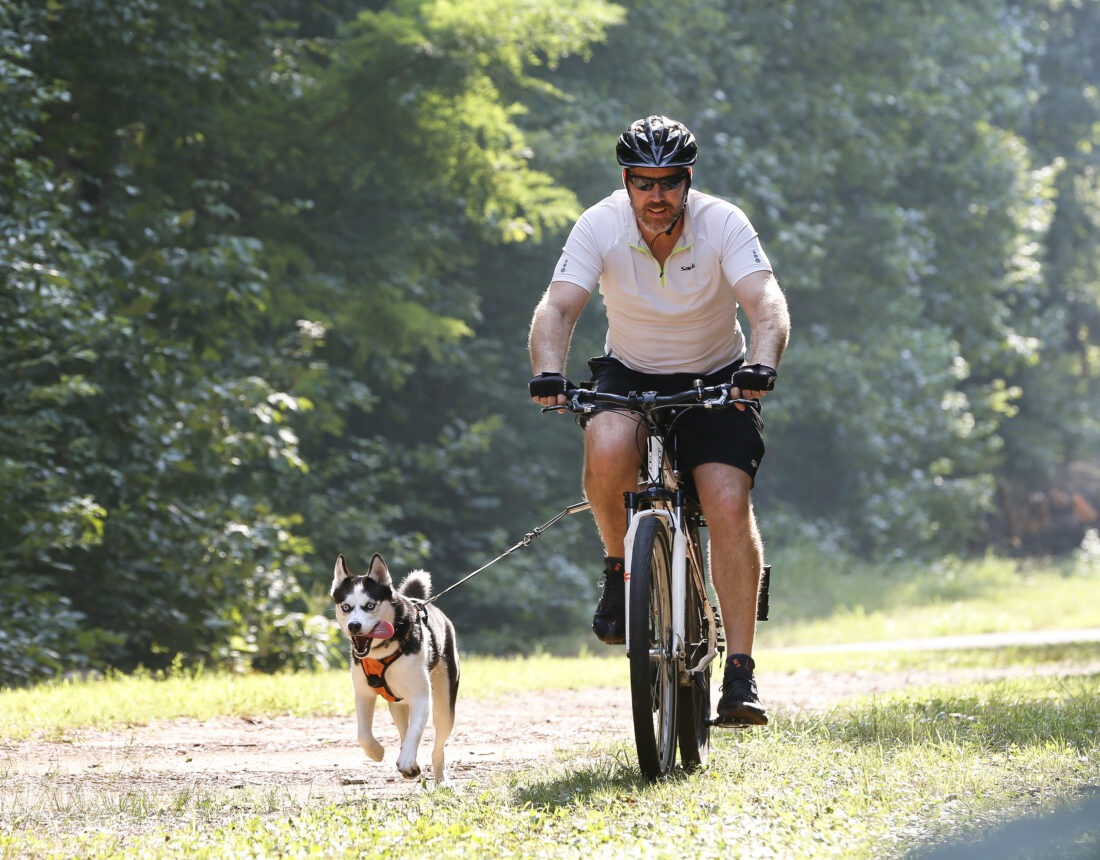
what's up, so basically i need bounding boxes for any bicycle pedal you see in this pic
[708,716,754,729]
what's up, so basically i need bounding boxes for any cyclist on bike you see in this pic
[527,114,790,727]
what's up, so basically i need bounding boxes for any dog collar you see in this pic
[359,649,403,702]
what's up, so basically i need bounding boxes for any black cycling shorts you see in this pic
[583,355,765,483]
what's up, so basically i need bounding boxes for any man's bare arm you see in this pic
[734,270,790,370]
[730,270,790,404]
[528,281,591,385]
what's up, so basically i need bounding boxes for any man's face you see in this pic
[624,167,690,235]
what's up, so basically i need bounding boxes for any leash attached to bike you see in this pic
[420,501,592,607]
[422,499,771,622]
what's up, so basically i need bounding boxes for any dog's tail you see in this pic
[399,569,432,602]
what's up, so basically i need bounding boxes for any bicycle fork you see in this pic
[622,505,671,658]
[622,445,721,686]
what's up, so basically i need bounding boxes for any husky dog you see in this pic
[331,553,460,784]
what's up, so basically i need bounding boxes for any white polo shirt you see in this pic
[552,188,772,375]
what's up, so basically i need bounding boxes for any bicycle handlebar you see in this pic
[543,381,757,415]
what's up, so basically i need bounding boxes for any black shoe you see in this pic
[592,557,625,644]
[714,653,768,727]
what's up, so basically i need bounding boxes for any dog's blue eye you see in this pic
[366,602,375,610]
[340,603,351,612]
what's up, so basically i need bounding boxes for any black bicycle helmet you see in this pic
[616,115,698,168]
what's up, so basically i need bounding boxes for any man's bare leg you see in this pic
[582,412,644,643]
[694,462,768,725]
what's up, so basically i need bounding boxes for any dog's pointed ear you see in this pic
[331,554,352,595]
[366,553,393,587]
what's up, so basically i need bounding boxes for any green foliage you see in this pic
[0,0,623,684]
[0,1,324,680]
[0,585,120,684]
[997,0,1100,483]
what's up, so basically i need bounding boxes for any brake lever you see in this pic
[540,391,590,414]
[705,385,733,408]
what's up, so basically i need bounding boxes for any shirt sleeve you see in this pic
[720,208,772,286]
[552,210,604,293]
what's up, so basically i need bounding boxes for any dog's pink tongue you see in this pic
[368,620,395,639]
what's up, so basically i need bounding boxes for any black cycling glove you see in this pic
[731,363,777,392]
[528,372,568,398]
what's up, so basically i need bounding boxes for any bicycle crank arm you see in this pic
[685,649,719,677]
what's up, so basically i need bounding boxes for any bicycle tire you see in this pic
[628,515,678,781]
[677,552,711,769]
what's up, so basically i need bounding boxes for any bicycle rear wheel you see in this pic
[677,561,711,770]
[628,515,678,781]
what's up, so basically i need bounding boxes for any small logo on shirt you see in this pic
[752,249,762,264]
[560,259,569,273]
[680,263,696,272]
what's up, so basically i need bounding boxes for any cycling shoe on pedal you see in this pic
[714,653,768,727]
[592,557,626,644]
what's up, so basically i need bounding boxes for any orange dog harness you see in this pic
[359,650,403,702]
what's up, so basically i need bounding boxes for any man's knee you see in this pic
[584,416,641,471]
[695,465,754,520]
[711,492,753,525]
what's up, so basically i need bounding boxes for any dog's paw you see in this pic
[359,738,384,762]
[396,758,421,780]
[432,773,454,789]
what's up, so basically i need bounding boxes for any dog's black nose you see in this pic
[347,621,361,634]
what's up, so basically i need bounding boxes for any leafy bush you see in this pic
[0,585,124,687]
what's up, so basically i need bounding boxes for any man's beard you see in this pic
[634,196,686,236]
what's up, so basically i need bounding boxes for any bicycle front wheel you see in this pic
[628,515,678,781]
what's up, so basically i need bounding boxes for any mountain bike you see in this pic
[548,380,768,781]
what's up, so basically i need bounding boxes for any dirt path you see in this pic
[3,689,632,806]
[4,655,1099,811]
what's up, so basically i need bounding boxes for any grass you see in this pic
[3,674,1095,859]
[1,551,1098,859]
[756,545,1100,648]
[0,654,630,741]
[765,639,1100,674]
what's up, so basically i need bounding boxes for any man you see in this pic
[527,114,790,726]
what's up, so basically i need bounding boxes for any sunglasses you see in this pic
[624,171,690,192]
